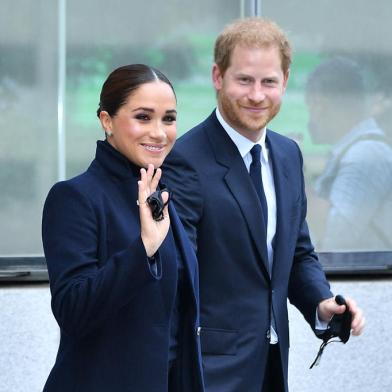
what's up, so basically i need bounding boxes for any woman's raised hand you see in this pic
[138,164,170,257]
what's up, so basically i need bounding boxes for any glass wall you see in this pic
[1,0,391,268]
[0,0,242,257]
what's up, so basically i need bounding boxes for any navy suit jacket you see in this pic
[163,111,332,392]
[42,141,204,392]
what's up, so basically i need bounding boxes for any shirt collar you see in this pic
[215,107,269,163]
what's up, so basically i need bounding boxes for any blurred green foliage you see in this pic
[66,34,328,154]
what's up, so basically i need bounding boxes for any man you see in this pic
[306,57,392,250]
[163,18,365,392]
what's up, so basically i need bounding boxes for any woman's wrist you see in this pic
[141,236,157,258]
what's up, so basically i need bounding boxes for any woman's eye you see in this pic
[163,115,177,123]
[135,114,150,121]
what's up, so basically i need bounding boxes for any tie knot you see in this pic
[250,144,262,163]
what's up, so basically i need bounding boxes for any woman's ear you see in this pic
[99,111,113,137]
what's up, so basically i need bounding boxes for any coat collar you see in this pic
[94,140,140,181]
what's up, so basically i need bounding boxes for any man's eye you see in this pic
[239,77,251,84]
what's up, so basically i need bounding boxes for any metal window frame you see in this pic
[1,251,391,283]
[241,0,262,17]
[57,0,67,181]
[0,256,48,282]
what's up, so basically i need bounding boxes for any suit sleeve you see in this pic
[163,149,204,252]
[42,181,161,338]
[288,142,333,329]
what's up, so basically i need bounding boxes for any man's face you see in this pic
[305,94,330,144]
[305,93,345,145]
[213,45,289,142]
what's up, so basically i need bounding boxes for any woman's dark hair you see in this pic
[96,64,175,118]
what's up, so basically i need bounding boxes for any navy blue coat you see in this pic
[163,111,332,392]
[42,141,204,392]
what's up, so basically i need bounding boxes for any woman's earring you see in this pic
[105,131,113,137]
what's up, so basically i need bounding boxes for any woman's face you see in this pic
[100,81,177,168]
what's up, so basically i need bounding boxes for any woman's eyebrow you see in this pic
[132,107,154,112]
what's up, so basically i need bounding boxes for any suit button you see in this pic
[266,329,271,341]
[196,326,201,336]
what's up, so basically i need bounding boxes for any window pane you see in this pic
[65,0,241,178]
[0,0,242,258]
[264,0,392,253]
[0,0,58,255]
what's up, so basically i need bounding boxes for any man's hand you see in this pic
[317,296,365,336]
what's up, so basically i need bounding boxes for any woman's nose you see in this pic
[150,121,167,139]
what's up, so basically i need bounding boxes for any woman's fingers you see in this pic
[138,168,151,208]
[160,190,169,205]
[140,164,161,196]
[138,166,167,218]
[146,164,154,190]
[150,167,162,192]
[138,168,146,200]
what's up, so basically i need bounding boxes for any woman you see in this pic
[42,64,204,391]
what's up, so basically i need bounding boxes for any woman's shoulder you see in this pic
[46,167,103,206]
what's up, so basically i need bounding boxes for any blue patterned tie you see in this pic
[250,144,268,231]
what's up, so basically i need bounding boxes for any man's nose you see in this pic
[248,85,266,102]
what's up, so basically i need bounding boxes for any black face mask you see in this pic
[147,188,171,221]
[310,295,352,369]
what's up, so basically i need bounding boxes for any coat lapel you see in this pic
[169,203,199,309]
[204,112,270,279]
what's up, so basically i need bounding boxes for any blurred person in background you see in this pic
[306,57,392,251]
[370,60,392,145]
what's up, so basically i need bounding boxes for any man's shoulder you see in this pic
[177,113,216,144]
[267,128,297,144]
[171,113,219,160]
[267,128,301,155]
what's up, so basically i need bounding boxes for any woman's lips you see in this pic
[141,143,165,153]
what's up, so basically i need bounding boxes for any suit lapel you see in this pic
[204,112,270,278]
[266,132,290,279]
